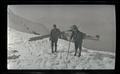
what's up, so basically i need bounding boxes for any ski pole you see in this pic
[66,40,71,59]
[65,40,71,68]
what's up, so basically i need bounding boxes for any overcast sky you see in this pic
[8,5,115,31]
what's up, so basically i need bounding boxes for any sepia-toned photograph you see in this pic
[7,5,116,69]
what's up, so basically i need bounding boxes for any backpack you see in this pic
[73,30,85,41]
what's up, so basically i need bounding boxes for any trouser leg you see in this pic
[55,41,57,52]
[78,42,82,57]
[51,41,54,53]
[74,42,78,56]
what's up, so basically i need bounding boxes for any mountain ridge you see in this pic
[8,8,49,35]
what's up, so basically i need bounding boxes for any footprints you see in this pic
[8,55,20,60]
[8,49,20,60]
[11,50,18,53]
[8,37,115,69]
[8,49,18,54]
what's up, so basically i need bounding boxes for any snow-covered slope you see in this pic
[8,8,49,35]
[8,28,115,69]
[8,27,37,45]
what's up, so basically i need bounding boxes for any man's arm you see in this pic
[82,32,86,38]
[58,29,61,35]
[70,31,74,41]
[49,30,52,41]
[57,29,61,38]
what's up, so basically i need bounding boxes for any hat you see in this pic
[53,24,56,27]
[71,25,78,30]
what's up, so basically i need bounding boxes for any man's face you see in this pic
[72,28,76,31]
[54,27,56,29]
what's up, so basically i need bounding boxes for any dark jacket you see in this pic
[70,30,86,42]
[50,28,61,42]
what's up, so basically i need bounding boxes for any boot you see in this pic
[78,48,81,57]
[78,53,81,57]
[74,53,76,56]
[55,49,57,53]
[52,47,54,53]
[55,45,57,52]
[74,48,77,56]
[52,50,54,53]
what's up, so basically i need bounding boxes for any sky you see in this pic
[8,5,116,52]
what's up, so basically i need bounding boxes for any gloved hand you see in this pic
[49,37,51,41]
[96,35,100,38]
[69,38,72,42]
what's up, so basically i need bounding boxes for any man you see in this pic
[50,24,61,53]
[70,25,86,57]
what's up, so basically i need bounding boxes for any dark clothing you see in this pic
[70,30,86,57]
[74,40,82,56]
[70,30,85,42]
[51,40,57,53]
[50,28,61,53]
[50,28,61,42]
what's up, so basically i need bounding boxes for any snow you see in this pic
[7,28,115,69]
